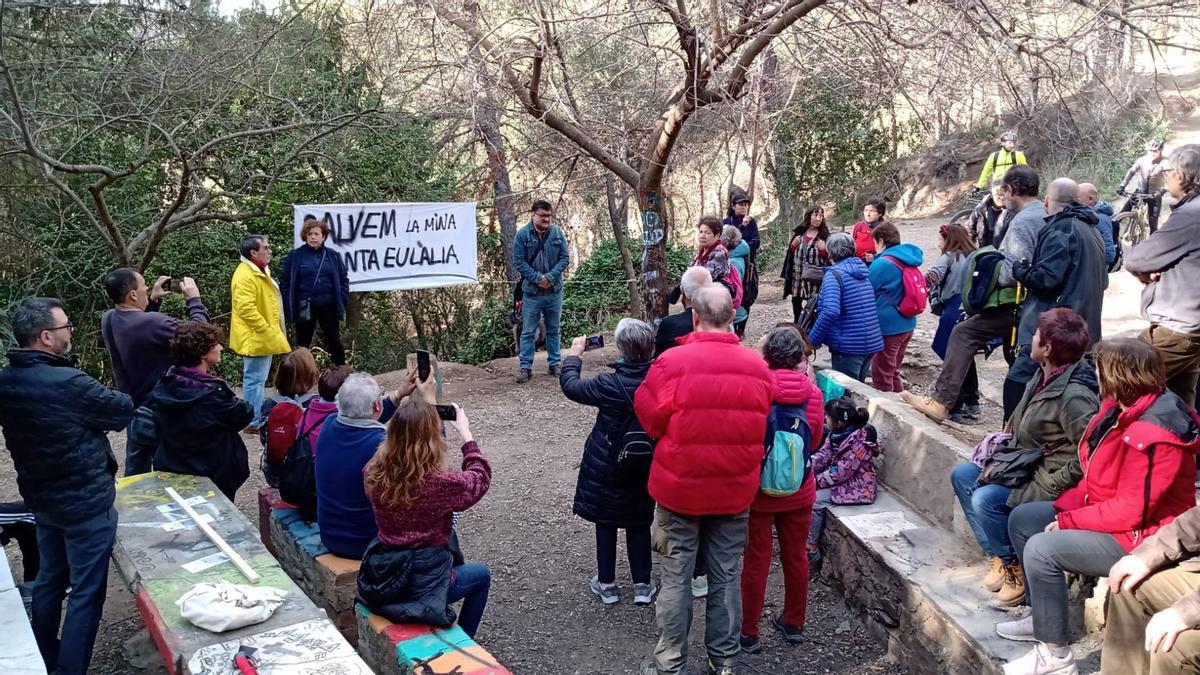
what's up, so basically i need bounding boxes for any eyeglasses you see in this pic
[46,323,74,332]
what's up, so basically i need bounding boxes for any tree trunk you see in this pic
[477,103,519,284]
[605,174,640,317]
[636,185,670,321]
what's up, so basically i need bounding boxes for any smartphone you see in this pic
[435,404,457,421]
[166,277,183,293]
[417,349,431,382]
[584,335,604,351]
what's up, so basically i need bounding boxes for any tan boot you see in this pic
[997,562,1026,606]
[984,556,1006,592]
[901,391,948,424]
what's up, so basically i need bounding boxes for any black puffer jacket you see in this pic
[147,366,253,500]
[0,350,134,522]
[1012,202,1107,346]
[357,538,456,627]
[559,356,656,529]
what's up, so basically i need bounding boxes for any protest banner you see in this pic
[292,203,477,292]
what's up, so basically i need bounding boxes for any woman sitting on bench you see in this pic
[358,395,493,638]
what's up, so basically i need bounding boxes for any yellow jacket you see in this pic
[229,259,290,357]
[975,149,1028,189]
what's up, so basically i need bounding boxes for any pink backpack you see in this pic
[882,255,928,317]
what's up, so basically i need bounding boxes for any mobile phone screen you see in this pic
[435,404,457,421]
[417,350,431,382]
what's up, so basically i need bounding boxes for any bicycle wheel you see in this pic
[948,208,974,229]
[1113,211,1145,247]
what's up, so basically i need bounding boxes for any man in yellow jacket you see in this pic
[230,234,291,429]
[975,130,1028,190]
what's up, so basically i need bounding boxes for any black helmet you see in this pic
[1000,131,1017,143]
[1145,137,1164,152]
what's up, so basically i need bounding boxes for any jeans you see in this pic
[949,463,1016,562]
[595,524,652,585]
[519,292,562,370]
[1003,346,1039,420]
[1009,501,1125,644]
[808,488,833,545]
[31,507,118,675]
[741,507,812,636]
[242,355,273,427]
[933,310,1014,408]
[449,563,491,638]
[295,302,346,365]
[1102,566,1200,674]
[871,331,912,392]
[652,508,749,673]
[830,351,871,383]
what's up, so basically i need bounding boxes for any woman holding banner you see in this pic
[281,216,350,365]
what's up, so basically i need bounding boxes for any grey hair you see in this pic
[336,372,381,419]
[615,318,655,364]
[679,266,712,300]
[10,297,64,348]
[762,326,807,370]
[720,224,742,249]
[1170,144,1200,194]
[1047,177,1079,206]
[692,283,735,327]
[826,232,856,262]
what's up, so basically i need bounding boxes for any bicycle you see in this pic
[947,190,985,230]
[1112,191,1161,248]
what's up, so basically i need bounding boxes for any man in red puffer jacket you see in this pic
[635,284,773,675]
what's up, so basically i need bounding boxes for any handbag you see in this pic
[297,249,327,322]
[977,446,1043,488]
[970,431,1014,468]
[798,239,827,284]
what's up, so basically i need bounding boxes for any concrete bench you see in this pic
[112,472,372,675]
[355,603,511,675]
[0,550,44,674]
[267,503,361,642]
[256,486,288,555]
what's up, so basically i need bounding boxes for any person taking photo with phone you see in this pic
[101,268,209,475]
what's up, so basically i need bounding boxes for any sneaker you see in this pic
[807,545,822,565]
[984,556,1006,592]
[998,562,1027,606]
[548,364,560,377]
[639,659,663,675]
[900,391,948,424]
[963,403,983,419]
[692,574,709,599]
[589,576,619,605]
[995,613,1036,642]
[772,614,804,643]
[707,659,736,675]
[633,581,658,605]
[1002,643,1079,675]
[516,368,532,384]
[739,634,762,654]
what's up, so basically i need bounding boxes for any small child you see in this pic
[807,397,881,561]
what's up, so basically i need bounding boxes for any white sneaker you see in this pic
[995,613,1036,642]
[1002,644,1078,675]
[691,574,709,599]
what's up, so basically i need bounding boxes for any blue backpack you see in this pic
[760,401,814,497]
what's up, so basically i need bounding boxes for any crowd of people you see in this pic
[2,135,1200,675]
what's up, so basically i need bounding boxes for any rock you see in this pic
[836,620,852,635]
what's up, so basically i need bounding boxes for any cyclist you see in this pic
[1117,137,1168,234]
[969,178,1006,246]
[974,131,1027,191]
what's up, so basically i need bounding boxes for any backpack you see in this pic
[881,255,928,318]
[718,264,744,310]
[961,246,1019,315]
[761,401,813,497]
[741,262,759,309]
[614,384,656,484]
[278,410,323,516]
[264,398,304,467]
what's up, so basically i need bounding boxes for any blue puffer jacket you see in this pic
[1093,201,1117,266]
[729,240,751,323]
[869,243,925,336]
[809,257,884,356]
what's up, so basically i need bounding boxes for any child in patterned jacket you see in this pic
[806,397,880,562]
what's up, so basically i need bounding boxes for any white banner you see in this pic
[292,202,478,292]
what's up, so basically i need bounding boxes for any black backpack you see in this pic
[278,411,323,516]
[614,384,655,484]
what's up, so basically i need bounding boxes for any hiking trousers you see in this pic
[1101,566,1200,675]
[933,310,1015,408]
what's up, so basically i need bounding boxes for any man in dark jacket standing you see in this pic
[513,200,569,383]
[635,284,773,675]
[101,268,209,474]
[1009,177,1107,418]
[1126,144,1200,408]
[0,297,134,675]
[655,266,711,357]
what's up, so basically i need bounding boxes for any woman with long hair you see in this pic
[359,400,493,637]
[781,205,831,324]
[926,224,982,421]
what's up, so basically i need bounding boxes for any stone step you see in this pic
[0,549,44,674]
[822,488,1102,674]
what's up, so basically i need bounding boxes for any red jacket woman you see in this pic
[1054,391,1200,551]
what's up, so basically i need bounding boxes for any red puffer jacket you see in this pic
[752,369,824,513]
[635,331,773,516]
[1054,390,1200,552]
